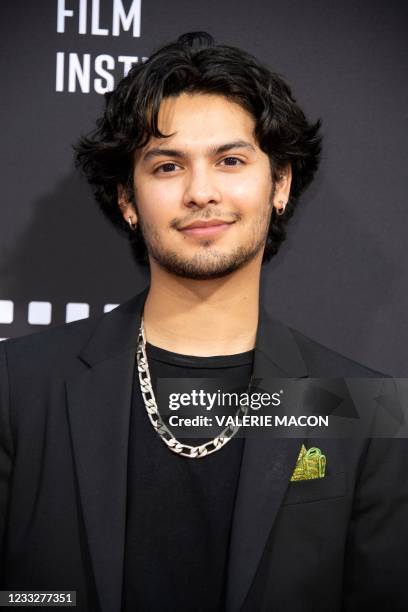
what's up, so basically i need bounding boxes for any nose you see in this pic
[182,166,222,209]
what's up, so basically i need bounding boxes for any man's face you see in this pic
[123,93,283,280]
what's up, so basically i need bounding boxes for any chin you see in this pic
[150,244,263,280]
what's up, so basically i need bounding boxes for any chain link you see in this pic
[136,317,251,459]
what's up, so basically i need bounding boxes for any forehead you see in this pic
[144,93,257,151]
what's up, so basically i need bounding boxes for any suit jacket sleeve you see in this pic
[342,436,408,610]
[0,341,13,582]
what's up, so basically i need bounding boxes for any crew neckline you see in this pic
[145,341,255,369]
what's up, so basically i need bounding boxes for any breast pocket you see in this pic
[282,471,347,505]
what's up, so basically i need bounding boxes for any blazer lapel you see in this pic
[225,305,309,612]
[66,288,148,612]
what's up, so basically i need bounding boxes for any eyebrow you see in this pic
[141,139,256,163]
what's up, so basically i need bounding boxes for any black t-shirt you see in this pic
[122,342,254,612]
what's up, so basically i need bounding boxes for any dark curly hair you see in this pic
[74,31,322,265]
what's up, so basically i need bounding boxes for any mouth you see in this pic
[179,219,236,237]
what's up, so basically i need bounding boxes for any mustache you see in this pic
[170,210,242,230]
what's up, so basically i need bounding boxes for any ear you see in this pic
[272,164,292,215]
[117,184,138,225]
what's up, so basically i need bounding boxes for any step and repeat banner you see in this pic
[1,0,407,375]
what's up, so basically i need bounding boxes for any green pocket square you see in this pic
[290,445,326,481]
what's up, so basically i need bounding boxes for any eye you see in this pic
[220,156,244,167]
[154,162,180,174]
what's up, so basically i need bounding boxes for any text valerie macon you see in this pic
[167,414,329,428]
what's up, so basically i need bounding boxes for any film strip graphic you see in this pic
[0,300,119,341]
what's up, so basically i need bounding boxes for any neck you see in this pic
[143,257,262,357]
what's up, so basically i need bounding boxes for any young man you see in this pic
[1,32,407,612]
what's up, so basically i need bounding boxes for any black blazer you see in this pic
[1,288,407,612]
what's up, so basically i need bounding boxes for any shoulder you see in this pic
[288,326,386,377]
[0,317,106,438]
[1,290,146,374]
[0,315,101,377]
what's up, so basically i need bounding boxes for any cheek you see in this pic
[134,178,177,225]
[223,174,271,211]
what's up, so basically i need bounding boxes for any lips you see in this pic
[180,219,235,230]
[179,219,236,237]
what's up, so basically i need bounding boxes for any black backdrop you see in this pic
[1,0,407,376]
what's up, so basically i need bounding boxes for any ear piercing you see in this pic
[276,200,286,216]
[128,216,137,230]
